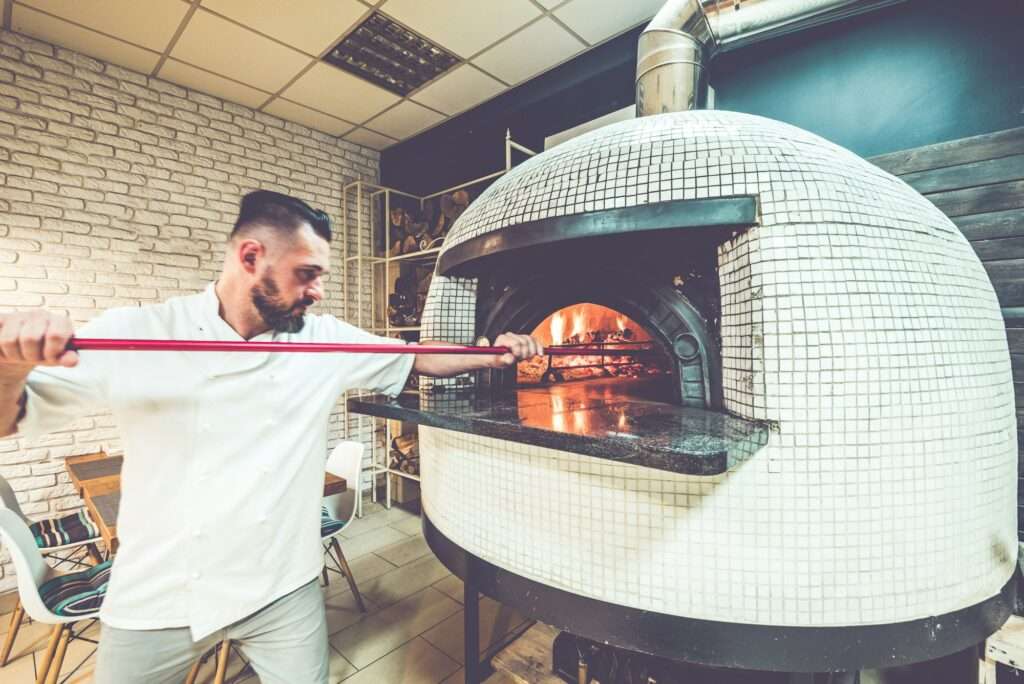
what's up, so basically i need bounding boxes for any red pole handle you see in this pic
[68,338,652,356]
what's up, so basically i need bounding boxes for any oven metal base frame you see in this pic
[422,513,1015,677]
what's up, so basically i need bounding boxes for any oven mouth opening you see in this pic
[517,302,674,390]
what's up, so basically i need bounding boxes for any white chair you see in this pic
[320,441,367,612]
[0,475,103,669]
[0,508,109,684]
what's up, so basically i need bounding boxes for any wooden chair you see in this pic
[185,639,240,684]
[0,509,109,684]
[320,442,367,612]
[0,475,104,669]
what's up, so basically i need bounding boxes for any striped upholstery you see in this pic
[321,506,346,538]
[30,510,99,549]
[39,560,112,618]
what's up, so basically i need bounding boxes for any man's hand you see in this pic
[0,311,79,376]
[413,333,544,378]
[491,332,544,368]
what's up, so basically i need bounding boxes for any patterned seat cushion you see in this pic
[30,511,99,549]
[321,506,346,538]
[39,560,112,618]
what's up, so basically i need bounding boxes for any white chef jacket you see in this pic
[17,283,414,640]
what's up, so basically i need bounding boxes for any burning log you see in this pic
[518,304,668,384]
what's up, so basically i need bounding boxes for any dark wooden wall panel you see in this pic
[870,128,1024,176]
[871,126,1024,539]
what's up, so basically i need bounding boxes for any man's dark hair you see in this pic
[231,190,332,242]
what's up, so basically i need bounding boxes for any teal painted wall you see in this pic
[711,0,1024,157]
[382,0,1024,193]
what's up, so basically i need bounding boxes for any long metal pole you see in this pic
[68,338,652,356]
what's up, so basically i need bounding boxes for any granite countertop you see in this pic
[348,378,770,476]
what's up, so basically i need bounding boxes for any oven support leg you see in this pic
[464,570,481,684]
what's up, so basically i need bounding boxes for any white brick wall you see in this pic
[0,29,380,591]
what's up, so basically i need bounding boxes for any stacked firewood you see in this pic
[385,189,470,327]
[387,266,432,327]
[388,189,470,257]
[389,434,419,476]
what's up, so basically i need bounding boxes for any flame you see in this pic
[517,303,660,384]
[571,308,585,340]
[550,312,565,345]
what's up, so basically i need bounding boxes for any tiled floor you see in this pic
[0,501,529,683]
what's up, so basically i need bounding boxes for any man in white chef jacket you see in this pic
[0,190,542,684]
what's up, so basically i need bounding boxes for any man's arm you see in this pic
[0,311,79,437]
[413,332,543,377]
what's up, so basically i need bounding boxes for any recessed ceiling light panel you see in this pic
[323,12,460,96]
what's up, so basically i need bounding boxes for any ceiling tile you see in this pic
[200,0,369,57]
[158,59,271,109]
[554,0,663,45]
[12,4,161,74]
[344,127,398,151]
[379,0,540,59]
[17,0,189,51]
[264,98,355,136]
[473,17,585,86]
[281,62,400,125]
[171,8,312,93]
[364,100,444,140]
[410,64,504,116]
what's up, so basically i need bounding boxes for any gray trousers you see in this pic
[94,579,329,684]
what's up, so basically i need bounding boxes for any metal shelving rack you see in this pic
[342,132,537,512]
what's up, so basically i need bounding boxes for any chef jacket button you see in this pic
[192,571,201,580]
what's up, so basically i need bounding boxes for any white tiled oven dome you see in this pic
[419,110,1017,627]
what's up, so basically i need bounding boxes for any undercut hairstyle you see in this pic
[231,190,332,242]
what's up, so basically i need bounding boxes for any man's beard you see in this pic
[251,272,312,333]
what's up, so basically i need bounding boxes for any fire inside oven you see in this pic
[516,303,671,386]
[472,232,724,411]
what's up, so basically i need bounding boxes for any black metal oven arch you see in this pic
[477,267,722,409]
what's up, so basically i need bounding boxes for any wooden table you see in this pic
[66,451,122,496]
[67,455,346,556]
[81,487,121,555]
[323,472,347,497]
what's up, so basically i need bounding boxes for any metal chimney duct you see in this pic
[635,0,712,115]
[636,0,907,117]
